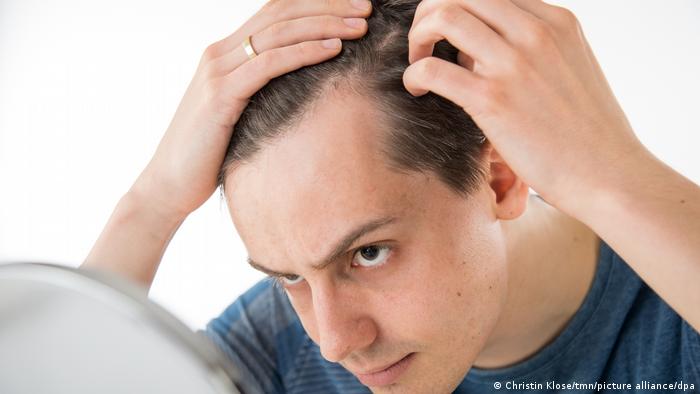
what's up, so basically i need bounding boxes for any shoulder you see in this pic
[601,242,700,381]
[209,279,298,333]
[206,278,305,364]
[203,279,368,393]
[203,279,307,393]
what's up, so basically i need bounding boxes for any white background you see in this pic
[1,1,699,330]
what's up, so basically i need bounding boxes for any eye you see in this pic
[279,274,304,286]
[353,245,391,268]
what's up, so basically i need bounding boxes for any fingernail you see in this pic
[322,38,342,49]
[343,18,365,28]
[351,0,371,11]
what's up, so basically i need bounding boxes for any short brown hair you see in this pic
[218,0,487,197]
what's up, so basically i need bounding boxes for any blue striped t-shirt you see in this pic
[203,241,700,393]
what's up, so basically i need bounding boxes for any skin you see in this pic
[85,0,700,392]
[84,0,373,285]
[403,0,700,333]
[224,86,600,393]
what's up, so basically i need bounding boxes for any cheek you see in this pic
[448,221,509,345]
[452,243,508,343]
[386,246,506,333]
[379,219,508,354]
[456,219,509,311]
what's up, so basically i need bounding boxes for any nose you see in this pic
[312,281,377,363]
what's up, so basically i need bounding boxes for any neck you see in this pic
[472,195,600,369]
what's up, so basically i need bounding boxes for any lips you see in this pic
[352,353,415,387]
[356,357,406,375]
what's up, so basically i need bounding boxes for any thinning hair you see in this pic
[217,0,488,197]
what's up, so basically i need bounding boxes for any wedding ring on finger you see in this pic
[243,35,258,60]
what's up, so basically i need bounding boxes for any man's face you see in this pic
[225,89,508,393]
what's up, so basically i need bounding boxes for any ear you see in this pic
[486,146,530,220]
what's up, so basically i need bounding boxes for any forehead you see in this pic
[224,88,438,264]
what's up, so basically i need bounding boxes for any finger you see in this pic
[510,0,611,95]
[210,15,368,75]
[402,56,484,116]
[457,51,474,71]
[508,0,583,50]
[509,0,576,31]
[222,38,343,103]
[213,0,372,57]
[413,0,538,45]
[509,0,597,68]
[408,5,516,71]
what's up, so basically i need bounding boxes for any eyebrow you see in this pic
[247,216,397,277]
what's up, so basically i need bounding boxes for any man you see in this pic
[83,0,700,393]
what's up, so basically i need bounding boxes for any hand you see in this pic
[131,0,372,220]
[402,0,646,214]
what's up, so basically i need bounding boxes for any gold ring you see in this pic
[243,35,257,60]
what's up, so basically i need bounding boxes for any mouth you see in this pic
[353,353,416,387]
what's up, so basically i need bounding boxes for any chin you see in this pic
[363,356,463,394]
[367,380,459,394]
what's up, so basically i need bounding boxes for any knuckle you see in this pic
[407,25,418,42]
[260,0,294,20]
[552,6,579,29]
[316,15,335,34]
[265,19,287,39]
[522,20,555,49]
[262,0,282,12]
[421,0,447,11]
[479,80,508,113]
[417,0,436,8]
[471,77,490,98]
[417,57,442,82]
[433,5,461,26]
[255,50,278,69]
[406,25,422,43]
[257,43,312,70]
[201,43,219,62]
[298,40,319,57]
[413,0,431,20]
[498,51,530,78]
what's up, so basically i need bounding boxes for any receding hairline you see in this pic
[221,77,488,202]
[220,77,395,190]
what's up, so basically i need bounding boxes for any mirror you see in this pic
[0,262,252,394]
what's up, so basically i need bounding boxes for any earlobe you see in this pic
[487,148,529,220]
